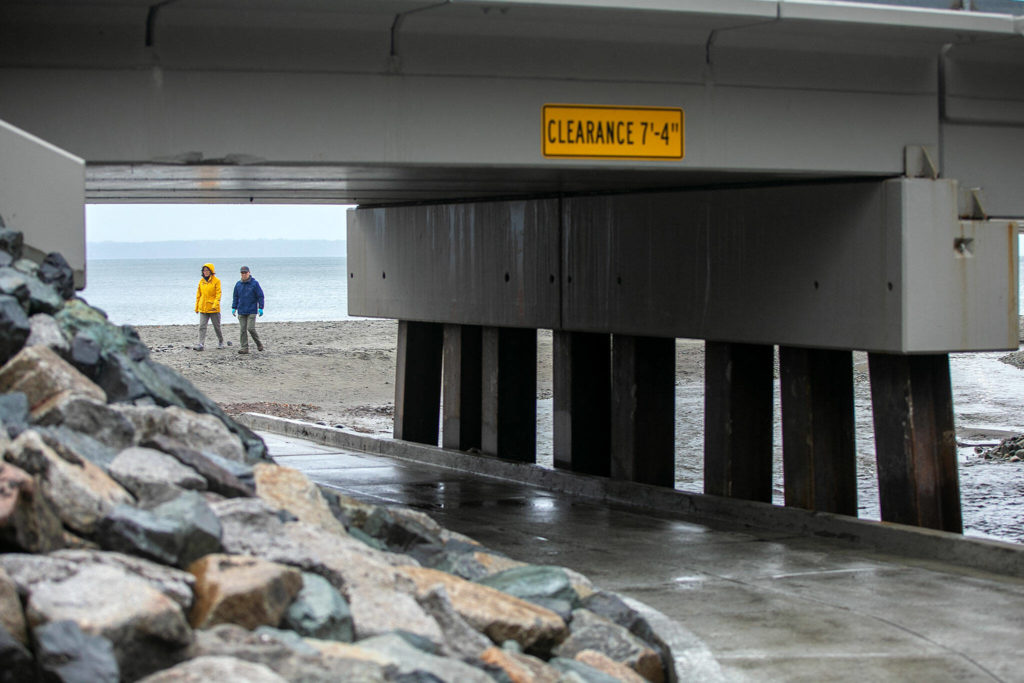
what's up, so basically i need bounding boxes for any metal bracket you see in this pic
[903,145,939,180]
[958,186,988,220]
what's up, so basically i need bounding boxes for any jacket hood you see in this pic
[202,263,215,274]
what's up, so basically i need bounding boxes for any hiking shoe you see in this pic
[217,342,225,349]
[256,344,265,352]
[192,344,204,351]
[238,349,249,355]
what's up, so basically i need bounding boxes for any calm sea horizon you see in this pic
[81,256,353,326]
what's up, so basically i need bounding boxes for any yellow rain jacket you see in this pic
[195,263,222,314]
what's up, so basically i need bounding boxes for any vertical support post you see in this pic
[442,324,482,451]
[610,335,675,487]
[553,331,611,476]
[780,347,857,515]
[393,320,443,445]
[868,352,962,533]
[704,341,774,501]
[481,327,537,462]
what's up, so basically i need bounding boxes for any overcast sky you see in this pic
[85,204,352,243]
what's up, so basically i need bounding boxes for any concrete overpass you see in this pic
[2,0,1024,534]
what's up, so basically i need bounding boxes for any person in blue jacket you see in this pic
[231,265,265,354]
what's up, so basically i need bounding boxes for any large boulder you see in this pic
[25,313,70,354]
[108,446,207,503]
[0,550,196,612]
[34,619,121,683]
[281,572,354,642]
[115,405,247,463]
[552,608,665,683]
[187,554,303,630]
[0,227,23,260]
[33,395,136,451]
[186,624,388,681]
[0,294,31,364]
[37,251,75,300]
[98,490,222,569]
[0,566,27,646]
[20,561,193,680]
[140,434,253,499]
[0,459,65,553]
[253,463,347,534]
[4,430,133,536]
[399,565,569,653]
[0,345,106,418]
[138,656,288,683]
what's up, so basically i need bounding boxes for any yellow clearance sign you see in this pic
[542,104,684,160]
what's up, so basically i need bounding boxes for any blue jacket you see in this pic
[232,277,265,315]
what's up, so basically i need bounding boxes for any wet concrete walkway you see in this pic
[258,427,1024,682]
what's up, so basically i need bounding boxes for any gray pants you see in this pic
[198,312,223,346]
[238,314,262,350]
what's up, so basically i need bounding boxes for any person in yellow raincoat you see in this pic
[193,262,225,350]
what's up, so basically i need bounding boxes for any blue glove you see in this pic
[258,308,263,317]
[231,309,236,316]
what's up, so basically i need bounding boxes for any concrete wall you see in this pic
[0,119,85,288]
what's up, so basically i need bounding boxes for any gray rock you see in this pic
[138,656,289,683]
[12,258,38,277]
[33,395,136,451]
[0,459,65,553]
[0,391,29,438]
[0,227,23,260]
[582,590,676,682]
[109,447,207,502]
[188,623,388,682]
[415,584,493,660]
[0,621,34,683]
[5,430,134,536]
[359,505,443,554]
[142,434,253,499]
[22,561,192,680]
[38,251,75,299]
[116,404,247,464]
[0,566,27,647]
[0,267,30,308]
[37,425,121,471]
[0,251,9,268]
[282,572,354,642]
[35,619,120,683]
[357,632,494,683]
[23,277,64,315]
[553,609,664,683]
[548,656,622,683]
[476,565,580,621]
[0,294,31,363]
[0,550,195,611]
[70,331,101,369]
[26,313,70,354]
[98,490,222,568]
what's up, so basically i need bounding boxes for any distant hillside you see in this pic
[87,239,345,260]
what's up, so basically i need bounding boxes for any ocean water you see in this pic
[81,257,352,326]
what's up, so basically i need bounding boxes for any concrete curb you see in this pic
[239,412,1024,579]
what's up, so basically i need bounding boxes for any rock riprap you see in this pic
[0,228,676,681]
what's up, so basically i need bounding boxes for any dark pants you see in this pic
[238,314,263,350]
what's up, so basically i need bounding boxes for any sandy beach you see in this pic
[136,320,706,434]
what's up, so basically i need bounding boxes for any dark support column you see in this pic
[481,327,537,463]
[553,331,611,476]
[704,341,774,501]
[868,352,962,533]
[610,335,675,487]
[394,320,444,445]
[780,347,856,515]
[442,324,482,451]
